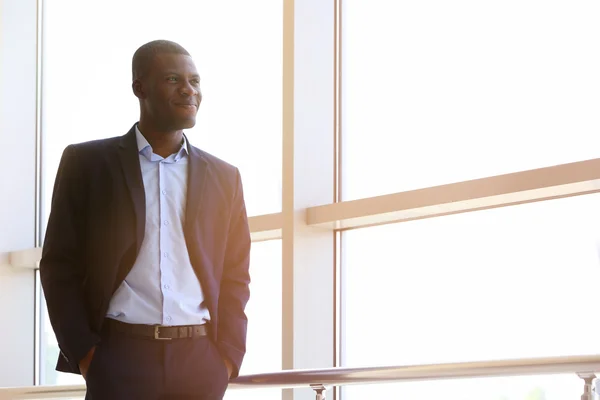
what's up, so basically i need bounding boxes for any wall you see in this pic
[0,0,38,387]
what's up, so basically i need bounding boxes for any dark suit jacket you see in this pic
[39,125,251,378]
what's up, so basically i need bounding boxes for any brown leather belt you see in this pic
[105,318,209,340]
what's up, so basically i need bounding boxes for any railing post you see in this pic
[310,384,327,400]
[577,372,596,400]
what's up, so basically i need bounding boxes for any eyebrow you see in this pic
[164,72,201,79]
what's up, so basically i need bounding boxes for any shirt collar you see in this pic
[135,124,189,160]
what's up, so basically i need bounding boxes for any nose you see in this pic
[179,81,198,97]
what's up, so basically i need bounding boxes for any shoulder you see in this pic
[56,137,122,174]
[67,136,122,155]
[192,145,241,180]
[189,145,245,204]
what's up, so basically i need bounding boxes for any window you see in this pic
[341,376,582,400]
[40,239,282,397]
[30,0,599,398]
[41,0,282,226]
[225,239,282,400]
[341,0,600,200]
[341,193,600,399]
[39,0,282,390]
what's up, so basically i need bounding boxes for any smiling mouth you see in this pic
[176,104,197,108]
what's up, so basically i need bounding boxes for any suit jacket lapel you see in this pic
[185,142,209,232]
[117,126,146,254]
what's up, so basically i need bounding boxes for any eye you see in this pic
[191,79,200,85]
[167,76,177,82]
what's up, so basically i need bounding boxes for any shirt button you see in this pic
[163,252,168,258]
[164,284,170,290]
[163,220,169,226]
[161,190,167,195]
[166,316,172,322]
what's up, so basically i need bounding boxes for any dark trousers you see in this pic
[84,324,230,400]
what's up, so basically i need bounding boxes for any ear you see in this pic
[132,79,146,99]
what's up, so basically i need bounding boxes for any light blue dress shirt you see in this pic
[106,125,211,326]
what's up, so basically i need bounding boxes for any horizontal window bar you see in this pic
[308,158,600,230]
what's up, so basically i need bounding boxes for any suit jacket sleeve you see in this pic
[216,168,251,378]
[39,145,100,373]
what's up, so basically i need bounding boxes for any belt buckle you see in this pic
[154,326,172,340]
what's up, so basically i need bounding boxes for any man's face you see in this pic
[141,53,202,130]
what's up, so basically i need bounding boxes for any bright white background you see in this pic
[39,0,283,396]
[342,194,600,399]
[341,1,600,399]
[30,1,600,399]
[41,0,282,225]
[0,0,37,387]
[342,0,600,200]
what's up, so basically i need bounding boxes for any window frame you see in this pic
[18,0,600,398]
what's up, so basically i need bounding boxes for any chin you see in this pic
[176,118,196,130]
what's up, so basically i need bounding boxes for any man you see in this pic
[40,40,251,400]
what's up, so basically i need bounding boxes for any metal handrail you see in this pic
[1,354,599,399]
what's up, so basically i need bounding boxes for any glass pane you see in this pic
[342,193,600,399]
[41,0,282,225]
[41,239,282,400]
[343,376,582,400]
[225,239,282,400]
[342,0,600,200]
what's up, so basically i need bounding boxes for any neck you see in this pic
[137,120,184,158]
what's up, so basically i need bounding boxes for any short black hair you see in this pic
[132,40,191,81]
